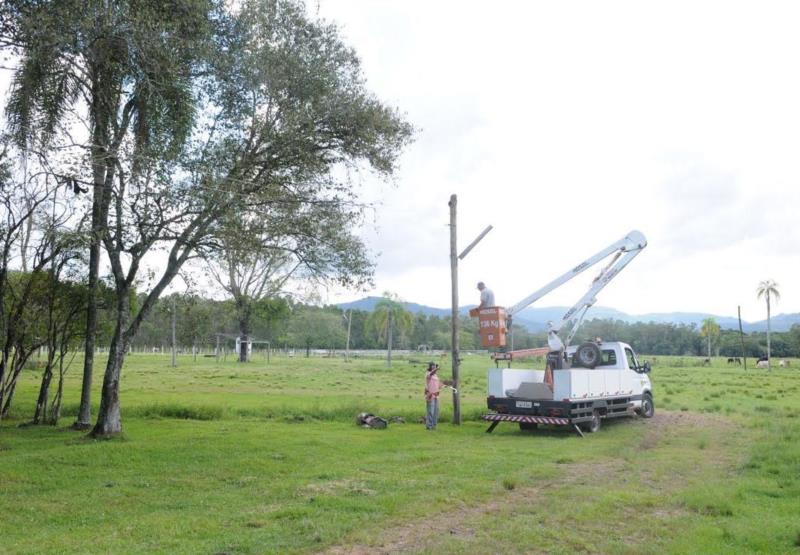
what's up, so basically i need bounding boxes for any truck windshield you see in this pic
[596,350,617,366]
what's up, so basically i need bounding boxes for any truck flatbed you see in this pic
[482,341,653,435]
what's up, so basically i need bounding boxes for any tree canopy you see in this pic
[0,0,413,436]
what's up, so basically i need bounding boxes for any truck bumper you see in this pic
[481,413,570,426]
[484,394,641,434]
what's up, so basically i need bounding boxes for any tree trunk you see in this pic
[33,350,57,424]
[235,295,251,363]
[90,293,130,437]
[1,353,29,418]
[91,338,126,437]
[75,90,110,430]
[766,294,772,371]
[0,346,12,422]
[707,335,711,359]
[1,345,38,418]
[48,347,70,425]
[237,320,249,363]
[239,334,249,362]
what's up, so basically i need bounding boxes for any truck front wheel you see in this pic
[640,393,655,418]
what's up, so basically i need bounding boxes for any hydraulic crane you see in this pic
[480,230,647,365]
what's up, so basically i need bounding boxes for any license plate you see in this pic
[516,401,533,408]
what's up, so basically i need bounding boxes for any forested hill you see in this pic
[336,296,800,333]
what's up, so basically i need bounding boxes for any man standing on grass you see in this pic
[425,362,451,430]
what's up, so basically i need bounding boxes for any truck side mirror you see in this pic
[642,361,651,373]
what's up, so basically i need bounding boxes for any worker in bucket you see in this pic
[424,362,452,430]
[477,281,495,309]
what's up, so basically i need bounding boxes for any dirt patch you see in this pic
[322,411,739,555]
[304,479,377,497]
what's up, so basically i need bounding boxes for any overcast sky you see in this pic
[315,0,800,320]
[2,2,797,320]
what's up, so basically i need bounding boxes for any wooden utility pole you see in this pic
[738,305,747,371]
[171,297,177,367]
[387,311,393,368]
[449,194,461,425]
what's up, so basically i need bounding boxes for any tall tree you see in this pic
[287,308,345,357]
[1,0,216,429]
[756,279,780,370]
[204,212,371,362]
[88,0,411,436]
[0,153,67,421]
[176,294,212,361]
[699,317,720,359]
[3,0,411,437]
[366,294,413,368]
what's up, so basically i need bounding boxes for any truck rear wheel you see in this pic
[574,342,601,369]
[582,411,601,433]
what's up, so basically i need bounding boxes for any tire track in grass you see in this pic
[322,411,743,555]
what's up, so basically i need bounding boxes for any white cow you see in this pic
[756,360,769,369]
[780,359,790,368]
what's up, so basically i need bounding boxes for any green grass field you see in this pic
[2,353,799,554]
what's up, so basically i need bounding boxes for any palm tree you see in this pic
[366,293,413,368]
[756,280,780,370]
[700,317,720,360]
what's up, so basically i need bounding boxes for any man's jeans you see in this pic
[426,398,439,429]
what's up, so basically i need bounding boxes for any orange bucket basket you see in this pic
[470,307,507,348]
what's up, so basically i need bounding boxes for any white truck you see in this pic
[479,230,654,436]
[484,341,653,436]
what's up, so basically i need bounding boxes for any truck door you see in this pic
[624,347,638,370]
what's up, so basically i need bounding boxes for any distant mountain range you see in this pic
[336,296,800,333]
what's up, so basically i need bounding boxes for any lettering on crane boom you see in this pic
[572,262,589,273]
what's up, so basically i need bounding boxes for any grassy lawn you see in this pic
[1,353,799,553]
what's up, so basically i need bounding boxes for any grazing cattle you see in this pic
[780,359,790,368]
[728,357,742,365]
[703,358,711,366]
[727,357,734,364]
[756,360,769,369]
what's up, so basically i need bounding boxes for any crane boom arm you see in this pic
[506,230,647,348]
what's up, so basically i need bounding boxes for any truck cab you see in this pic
[484,341,653,434]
